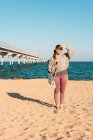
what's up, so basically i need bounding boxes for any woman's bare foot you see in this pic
[53,105,60,113]
[59,104,64,109]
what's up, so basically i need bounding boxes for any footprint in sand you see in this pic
[66,130,71,138]
[48,129,58,138]
[27,134,35,139]
[11,116,18,121]
[49,118,57,126]
[71,105,76,109]
[56,137,64,140]
[0,128,6,136]
[0,132,4,136]
[82,108,88,112]
[24,127,29,131]
[40,115,44,118]
[65,127,74,138]
[41,135,47,140]
[40,128,48,137]
[69,110,75,114]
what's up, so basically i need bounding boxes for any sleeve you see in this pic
[64,44,74,60]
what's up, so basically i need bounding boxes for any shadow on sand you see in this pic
[7,92,54,108]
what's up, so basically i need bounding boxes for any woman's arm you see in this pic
[60,44,74,59]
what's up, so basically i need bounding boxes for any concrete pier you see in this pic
[0,42,42,67]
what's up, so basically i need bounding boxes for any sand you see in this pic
[0,79,93,140]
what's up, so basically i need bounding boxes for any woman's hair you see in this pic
[53,44,61,60]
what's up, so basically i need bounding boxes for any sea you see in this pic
[0,61,93,80]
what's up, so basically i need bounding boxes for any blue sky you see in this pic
[0,0,93,61]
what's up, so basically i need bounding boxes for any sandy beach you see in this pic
[0,79,93,140]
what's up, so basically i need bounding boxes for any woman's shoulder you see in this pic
[48,56,54,62]
[48,57,56,66]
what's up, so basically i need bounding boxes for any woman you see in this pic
[48,44,74,111]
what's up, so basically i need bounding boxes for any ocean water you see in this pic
[0,61,93,80]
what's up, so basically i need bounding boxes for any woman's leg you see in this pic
[60,74,68,105]
[54,76,60,107]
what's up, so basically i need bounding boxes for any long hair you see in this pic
[53,44,61,60]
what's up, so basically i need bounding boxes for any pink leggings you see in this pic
[54,74,68,105]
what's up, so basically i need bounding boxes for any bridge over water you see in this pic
[0,41,42,66]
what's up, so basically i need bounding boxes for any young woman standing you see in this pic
[48,44,74,111]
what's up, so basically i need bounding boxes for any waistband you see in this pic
[55,69,68,76]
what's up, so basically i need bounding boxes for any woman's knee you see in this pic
[60,81,68,93]
[60,88,66,94]
[54,87,60,94]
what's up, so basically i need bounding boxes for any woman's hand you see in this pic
[60,44,67,49]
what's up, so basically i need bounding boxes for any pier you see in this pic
[0,41,42,67]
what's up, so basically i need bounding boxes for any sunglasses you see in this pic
[57,47,62,50]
